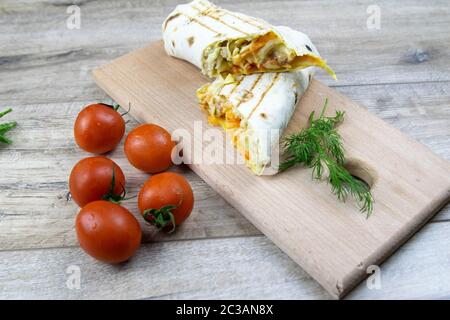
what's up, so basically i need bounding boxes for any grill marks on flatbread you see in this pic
[180,12,222,35]
[191,0,266,36]
[235,74,264,109]
[225,76,244,98]
[191,4,250,36]
[224,12,267,31]
[197,0,267,31]
[221,73,280,121]
[248,73,280,120]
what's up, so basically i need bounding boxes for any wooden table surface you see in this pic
[0,0,449,300]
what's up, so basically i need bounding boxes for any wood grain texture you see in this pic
[92,41,450,298]
[0,100,448,252]
[0,103,258,250]
[1,0,450,104]
[1,0,450,299]
[0,222,449,300]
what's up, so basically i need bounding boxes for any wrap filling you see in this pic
[202,31,335,78]
[197,75,270,174]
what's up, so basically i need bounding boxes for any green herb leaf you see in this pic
[0,108,12,118]
[0,109,16,145]
[280,99,374,216]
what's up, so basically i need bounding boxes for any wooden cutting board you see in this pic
[93,41,450,298]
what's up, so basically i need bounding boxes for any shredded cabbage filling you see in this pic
[202,31,332,78]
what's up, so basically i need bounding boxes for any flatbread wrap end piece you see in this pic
[197,68,313,175]
[163,0,335,79]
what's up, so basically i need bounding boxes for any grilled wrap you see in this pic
[163,0,335,79]
[197,68,313,175]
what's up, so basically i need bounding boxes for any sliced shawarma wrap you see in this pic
[163,0,335,79]
[197,68,313,175]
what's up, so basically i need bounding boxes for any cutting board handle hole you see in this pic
[344,159,376,189]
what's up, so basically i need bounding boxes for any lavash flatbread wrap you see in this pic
[163,0,335,79]
[197,67,313,175]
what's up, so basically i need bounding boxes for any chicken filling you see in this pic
[202,31,334,78]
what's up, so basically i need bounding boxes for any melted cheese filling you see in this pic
[206,105,241,130]
[197,84,252,163]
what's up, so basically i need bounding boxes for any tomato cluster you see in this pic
[70,103,194,263]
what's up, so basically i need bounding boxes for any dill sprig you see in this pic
[0,108,17,145]
[280,99,373,216]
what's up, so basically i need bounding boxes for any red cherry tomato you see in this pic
[138,172,194,232]
[76,201,142,263]
[69,156,126,207]
[74,103,125,154]
[124,124,175,173]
